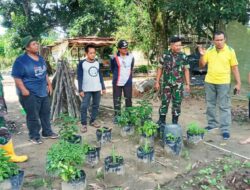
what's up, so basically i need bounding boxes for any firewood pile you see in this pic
[51,60,81,121]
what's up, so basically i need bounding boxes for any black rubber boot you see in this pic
[157,115,166,126]
[172,115,179,124]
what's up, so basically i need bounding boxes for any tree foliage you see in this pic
[166,0,249,39]
[0,0,249,53]
[0,0,118,38]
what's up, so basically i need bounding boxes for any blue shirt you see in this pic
[11,53,48,97]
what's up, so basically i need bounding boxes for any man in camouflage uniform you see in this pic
[155,36,190,125]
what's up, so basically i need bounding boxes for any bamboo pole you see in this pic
[203,141,250,160]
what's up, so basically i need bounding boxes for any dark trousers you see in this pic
[80,91,101,125]
[19,94,53,140]
[113,85,132,116]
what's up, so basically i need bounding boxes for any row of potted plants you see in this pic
[45,110,206,189]
[115,101,206,162]
[46,114,126,190]
[116,100,157,163]
[162,122,206,156]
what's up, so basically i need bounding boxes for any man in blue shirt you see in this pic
[11,36,58,144]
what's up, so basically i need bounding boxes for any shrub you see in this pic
[0,149,19,182]
[46,141,85,182]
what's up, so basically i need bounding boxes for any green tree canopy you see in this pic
[0,0,249,53]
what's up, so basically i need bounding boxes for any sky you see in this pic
[0,26,7,35]
[0,16,7,35]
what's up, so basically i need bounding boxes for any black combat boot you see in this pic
[172,115,179,124]
[157,115,166,126]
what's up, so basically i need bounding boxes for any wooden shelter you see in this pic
[46,37,116,120]
[45,36,116,62]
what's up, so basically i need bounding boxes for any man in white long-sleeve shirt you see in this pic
[77,44,106,133]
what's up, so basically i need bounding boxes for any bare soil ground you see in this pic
[2,76,250,190]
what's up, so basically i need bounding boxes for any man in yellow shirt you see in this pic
[199,31,241,140]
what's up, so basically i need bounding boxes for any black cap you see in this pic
[169,36,182,43]
[117,40,128,48]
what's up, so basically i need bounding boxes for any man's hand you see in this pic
[102,90,106,95]
[185,84,191,93]
[22,89,30,96]
[47,84,53,96]
[198,45,206,56]
[79,92,84,97]
[154,81,160,91]
[234,83,241,94]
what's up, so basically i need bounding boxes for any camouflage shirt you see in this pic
[158,50,190,86]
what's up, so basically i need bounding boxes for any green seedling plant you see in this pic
[116,108,130,127]
[166,133,178,142]
[99,127,109,133]
[142,138,151,153]
[0,149,19,182]
[187,122,205,136]
[57,162,82,182]
[136,100,153,120]
[57,114,79,141]
[46,140,85,182]
[110,144,123,164]
[82,140,96,154]
[138,120,158,137]
[126,106,141,127]
[55,113,78,127]
[117,107,141,128]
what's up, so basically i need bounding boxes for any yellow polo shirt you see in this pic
[203,44,238,84]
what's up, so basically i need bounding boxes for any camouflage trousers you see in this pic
[159,83,183,117]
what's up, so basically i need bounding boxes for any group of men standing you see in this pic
[155,31,241,140]
[10,31,244,148]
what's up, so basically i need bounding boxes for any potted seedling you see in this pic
[46,141,86,190]
[104,145,124,175]
[60,165,86,190]
[127,106,142,128]
[186,122,205,144]
[117,108,135,137]
[137,138,154,163]
[136,100,153,125]
[96,127,112,145]
[0,149,24,190]
[57,114,82,144]
[83,142,101,167]
[138,120,158,147]
[164,133,182,156]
